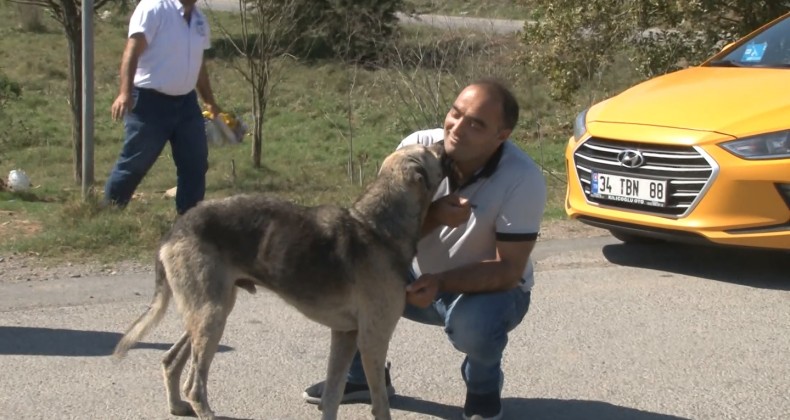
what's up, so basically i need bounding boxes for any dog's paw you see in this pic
[170,401,196,417]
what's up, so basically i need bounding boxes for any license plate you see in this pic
[591,172,667,207]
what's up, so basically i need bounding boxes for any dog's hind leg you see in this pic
[183,311,227,420]
[319,329,358,420]
[182,354,195,399]
[162,331,194,416]
[183,287,238,420]
[182,282,241,398]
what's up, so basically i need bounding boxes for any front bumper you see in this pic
[565,129,790,251]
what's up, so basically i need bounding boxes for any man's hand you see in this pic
[204,102,221,119]
[406,273,442,308]
[429,194,473,228]
[112,34,147,122]
[111,93,134,121]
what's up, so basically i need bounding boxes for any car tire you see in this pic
[609,229,663,244]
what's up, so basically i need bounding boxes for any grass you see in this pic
[0,3,613,264]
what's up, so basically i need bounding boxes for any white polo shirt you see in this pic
[128,0,211,96]
[399,128,547,292]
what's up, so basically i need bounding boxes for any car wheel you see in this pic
[609,229,663,244]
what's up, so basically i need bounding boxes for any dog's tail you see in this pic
[113,253,172,358]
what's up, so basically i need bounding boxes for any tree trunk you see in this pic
[68,35,83,184]
[251,93,266,168]
[251,84,261,168]
[250,60,267,169]
[63,2,83,184]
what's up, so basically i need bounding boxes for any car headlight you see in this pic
[721,130,790,159]
[573,108,589,142]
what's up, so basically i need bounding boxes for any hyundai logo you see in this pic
[617,150,646,168]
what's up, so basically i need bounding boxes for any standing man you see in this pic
[303,79,547,420]
[104,0,221,215]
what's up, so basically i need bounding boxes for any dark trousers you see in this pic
[104,87,208,214]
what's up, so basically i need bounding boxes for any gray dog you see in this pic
[113,142,450,420]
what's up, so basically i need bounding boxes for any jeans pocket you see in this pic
[129,88,142,115]
[507,290,531,332]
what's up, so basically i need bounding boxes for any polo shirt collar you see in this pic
[173,0,195,19]
[448,141,505,191]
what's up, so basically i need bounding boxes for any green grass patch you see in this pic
[0,3,578,264]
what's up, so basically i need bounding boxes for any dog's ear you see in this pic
[409,161,431,191]
[428,141,446,157]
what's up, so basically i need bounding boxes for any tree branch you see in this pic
[94,0,113,11]
[7,0,50,6]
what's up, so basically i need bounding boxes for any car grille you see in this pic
[573,137,715,217]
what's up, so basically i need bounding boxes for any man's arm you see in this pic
[420,194,472,237]
[406,239,535,308]
[440,239,535,292]
[408,164,546,307]
[417,192,533,291]
[111,34,147,121]
[196,60,220,116]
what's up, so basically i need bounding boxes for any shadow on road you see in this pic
[392,395,688,419]
[0,326,234,357]
[602,242,790,291]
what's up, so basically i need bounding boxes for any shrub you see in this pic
[521,0,790,102]
[16,3,46,33]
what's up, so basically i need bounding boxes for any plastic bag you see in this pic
[203,111,247,146]
[7,169,31,192]
[205,117,224,146]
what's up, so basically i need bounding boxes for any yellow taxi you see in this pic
[565,13,790,250]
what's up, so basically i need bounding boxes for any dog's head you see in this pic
[352,142,456,248]
[379,142,451,196]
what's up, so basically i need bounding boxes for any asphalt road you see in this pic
[6,4,782,420]
[198,0,527,34]
[1,236,788,420]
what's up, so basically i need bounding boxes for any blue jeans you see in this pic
[104,88,208,215]
[347,285,531,395]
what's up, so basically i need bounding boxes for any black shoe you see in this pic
[462,390,503,420]
[302,363,395,405]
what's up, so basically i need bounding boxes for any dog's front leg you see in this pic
[320,329,358,420]
[360,341,391,420]
[358,328,397,420]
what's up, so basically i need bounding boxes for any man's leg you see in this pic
[104,89,171,209]
[170,91,208,215]
[443,288,531,419]
[445,288,530,393]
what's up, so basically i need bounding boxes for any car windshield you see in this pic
[708,14,790,68]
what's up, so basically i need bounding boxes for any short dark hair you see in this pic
[470,78,519,131]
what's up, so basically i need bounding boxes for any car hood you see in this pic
[587,67,790,137]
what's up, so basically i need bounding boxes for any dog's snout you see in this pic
[440,151,454,178]
[428,141,452,177]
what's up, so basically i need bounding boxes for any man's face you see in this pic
[443,85,510,168]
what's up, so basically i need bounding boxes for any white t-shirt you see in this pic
[128,0,211,96]
[399,128,547,292]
